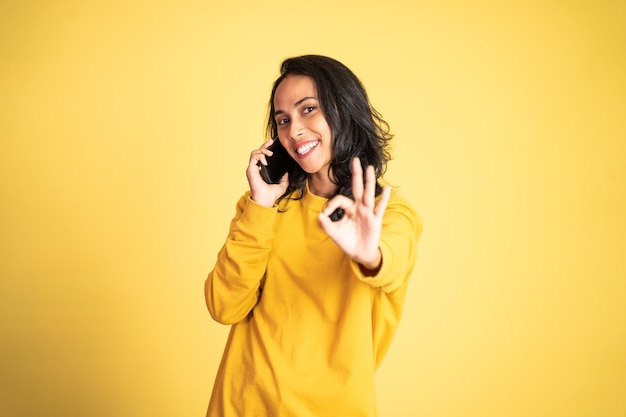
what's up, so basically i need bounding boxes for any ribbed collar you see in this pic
[301,181,329,212]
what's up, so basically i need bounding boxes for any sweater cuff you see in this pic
[351,239,394,288]
[237,196,278,236]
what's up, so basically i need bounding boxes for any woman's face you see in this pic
[273,75,333,182]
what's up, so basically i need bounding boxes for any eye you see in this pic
[303,106,315,114]
[277,117,289,126]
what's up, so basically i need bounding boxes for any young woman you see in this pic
[205,55,422,416]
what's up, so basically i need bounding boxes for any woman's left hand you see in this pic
[319,157,391,272]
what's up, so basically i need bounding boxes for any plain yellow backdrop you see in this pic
[1,0,625,416]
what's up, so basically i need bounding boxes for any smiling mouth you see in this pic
[295,141,319,156]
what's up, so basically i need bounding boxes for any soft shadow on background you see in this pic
[1,1,624,416]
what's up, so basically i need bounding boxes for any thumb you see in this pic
[277,171,289,191]
[318,211,335,235]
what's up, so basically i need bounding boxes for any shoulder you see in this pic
[382,189,423,235]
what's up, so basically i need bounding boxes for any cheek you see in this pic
[314,116,332,137]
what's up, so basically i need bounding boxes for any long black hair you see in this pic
[266,55,393,203]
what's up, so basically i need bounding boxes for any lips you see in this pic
[295,140,319,157]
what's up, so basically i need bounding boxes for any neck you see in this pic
[308,173,337,198]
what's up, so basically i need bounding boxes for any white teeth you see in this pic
[296,141,319,155]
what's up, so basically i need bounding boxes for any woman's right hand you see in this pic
[246,139,290,207]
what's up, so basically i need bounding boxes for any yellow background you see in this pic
[1,0,625,416]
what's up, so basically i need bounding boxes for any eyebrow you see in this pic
[274,96,318,116]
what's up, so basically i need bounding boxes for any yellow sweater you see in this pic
[205,185,422,417]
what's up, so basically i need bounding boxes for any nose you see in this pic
[288,117,304,140]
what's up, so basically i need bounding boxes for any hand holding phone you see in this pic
[255,139,345,221]
[257,139,297,184]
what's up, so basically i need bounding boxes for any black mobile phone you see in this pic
[258,139,297,184]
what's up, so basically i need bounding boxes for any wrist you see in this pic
[357,249,382,276]
[250,193,275,208]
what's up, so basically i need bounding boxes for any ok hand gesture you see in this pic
[318,157,391,272]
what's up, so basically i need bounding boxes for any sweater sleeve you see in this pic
[205,192,278,325]
[350,191,423,294]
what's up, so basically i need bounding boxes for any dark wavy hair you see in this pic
[266,55,393,204]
